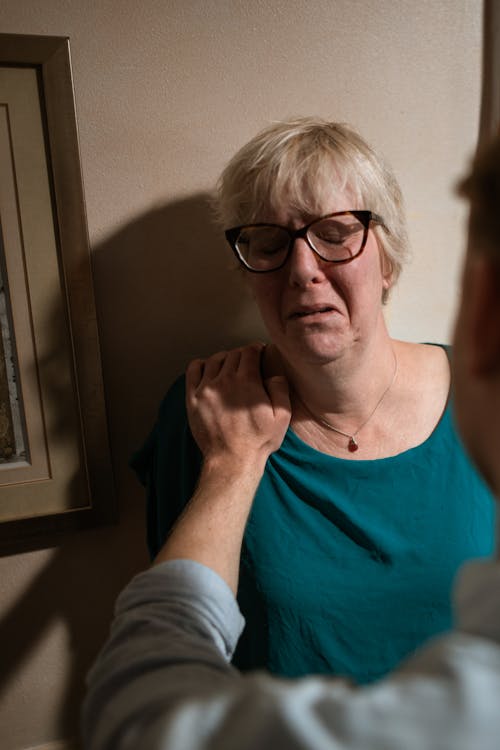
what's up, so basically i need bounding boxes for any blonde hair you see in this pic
[214,117,409,296]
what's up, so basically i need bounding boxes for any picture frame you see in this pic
[0,33,116,551]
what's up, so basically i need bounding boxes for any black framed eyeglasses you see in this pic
[225,210,386,273]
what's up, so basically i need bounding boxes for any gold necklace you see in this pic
[295,351,398,452]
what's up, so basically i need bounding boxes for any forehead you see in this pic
[261,183,359,226]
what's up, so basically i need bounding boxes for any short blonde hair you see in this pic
[214,117,409,296]
[458,135,500,260]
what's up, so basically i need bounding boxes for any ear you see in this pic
[466,255,500,376]
[382,270,393,292]
[378,250,394,290]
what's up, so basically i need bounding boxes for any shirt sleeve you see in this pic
[82,558,500,750]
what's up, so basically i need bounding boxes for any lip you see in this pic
[287,303,339,320]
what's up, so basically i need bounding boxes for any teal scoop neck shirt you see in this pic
[131,366,495,684]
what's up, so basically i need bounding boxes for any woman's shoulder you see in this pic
[157,372,188,421]
[130,370,201,486]
[394,340,451,392]
[396,339,450,363]
[130,373,189,474]
[374,340,451,454]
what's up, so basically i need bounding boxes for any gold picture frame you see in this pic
[0,33,116,551]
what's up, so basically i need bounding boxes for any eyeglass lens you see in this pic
[235,214,366,271]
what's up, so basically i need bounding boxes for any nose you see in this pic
[287,236,327,287]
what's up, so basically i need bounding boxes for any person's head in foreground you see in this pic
[453,134,500,495]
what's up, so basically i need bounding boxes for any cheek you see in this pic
[362,252,389,297]
[328,262,380,300]
[362,236,390,285]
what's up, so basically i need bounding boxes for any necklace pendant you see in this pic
[348,437,359,452]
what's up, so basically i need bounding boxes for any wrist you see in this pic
[201,452,268,484]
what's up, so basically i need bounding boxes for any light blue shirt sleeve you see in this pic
[83,557,500,750]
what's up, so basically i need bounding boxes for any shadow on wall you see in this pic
[0,192,265,747]
[92,192,267,453]
[0,520,146,748]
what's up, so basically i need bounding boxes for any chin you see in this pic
[282,337,347,366]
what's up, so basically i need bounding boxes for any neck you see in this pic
[265,327,396,422]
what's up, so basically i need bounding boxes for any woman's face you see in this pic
[246,192,392,366]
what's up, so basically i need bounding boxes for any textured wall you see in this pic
[0,2,482,748]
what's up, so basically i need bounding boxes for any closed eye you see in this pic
[313,223,361,244]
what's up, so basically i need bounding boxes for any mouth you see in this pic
[288,305,338,320]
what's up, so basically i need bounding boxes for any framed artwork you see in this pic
[0,33,116,550]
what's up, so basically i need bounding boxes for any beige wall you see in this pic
[0,2,482,748]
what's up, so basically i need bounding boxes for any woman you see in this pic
[132,118,495,683]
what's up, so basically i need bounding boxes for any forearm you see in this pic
[154,455,266,593]
[160,344,289,592]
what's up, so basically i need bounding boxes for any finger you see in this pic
[185,360,205,418]
[222,347,242,373]
[186,358,205,393]
[238,343,265,379]
[264,375,291,418]
[203,350,227,380]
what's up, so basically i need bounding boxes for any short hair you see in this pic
[214,117,409,297]
[458,134,500,261]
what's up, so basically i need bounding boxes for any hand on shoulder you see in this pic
[186,343,291,470]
